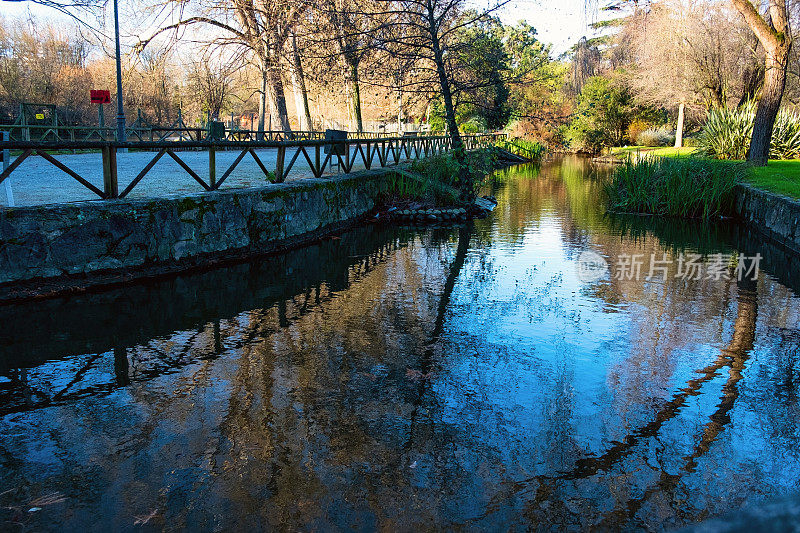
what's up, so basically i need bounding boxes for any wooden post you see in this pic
[102,145,118,198]
[1,130,13,207]
[315,145,321,176]
[275,145,286,183]
[113,346,130,385]
[209,144,216,189]
[21,104,30,142]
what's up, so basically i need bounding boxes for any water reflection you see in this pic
[1,156,800,531]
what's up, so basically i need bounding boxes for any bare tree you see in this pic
[187,54,235,119]
[372,0,509,197]
[132,47,175,123]
[568,37,602,97]
[287,28,313,130]
[624,0,755,147]
[137,0,305,134]
[0,0,104,24]
[313,0,383,132]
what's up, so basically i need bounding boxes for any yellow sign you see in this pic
[35,113,45,120]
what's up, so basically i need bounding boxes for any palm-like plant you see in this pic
[696,101,755,160]
[697,100,800,160]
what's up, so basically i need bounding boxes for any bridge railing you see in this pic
[0,133,505,203]
[0,123,452,143]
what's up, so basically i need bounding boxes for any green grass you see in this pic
[607,146,695,158]
[745,160,800,199]
[497,138,546,161]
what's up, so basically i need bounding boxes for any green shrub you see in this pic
[409,146,504,198]
[636,126,675,147]
[410,152,462,188]
[460,116,488,134]
[696,102,754,160]
[497,138,546,161]
[769,109,800,159]
[383,171,460,205]
[605,156,744,219]
[695,101,800,160]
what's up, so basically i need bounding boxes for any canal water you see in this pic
[1,156,799,531]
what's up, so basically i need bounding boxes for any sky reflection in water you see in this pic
[1,156,800,531]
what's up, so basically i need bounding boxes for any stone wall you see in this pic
[0,170,391,285]
[734,183,800,255]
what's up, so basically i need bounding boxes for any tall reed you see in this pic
[605,156,744,219]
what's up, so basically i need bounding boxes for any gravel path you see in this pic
[1,146,412,207]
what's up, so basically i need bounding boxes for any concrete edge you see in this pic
[733,182,800,256]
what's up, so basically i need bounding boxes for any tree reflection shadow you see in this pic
[481,276,759,526]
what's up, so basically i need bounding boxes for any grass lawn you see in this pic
[745,160,800,199]
[607,146,696,158]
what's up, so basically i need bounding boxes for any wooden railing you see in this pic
[0,133,505,202]
[0,123,452,143]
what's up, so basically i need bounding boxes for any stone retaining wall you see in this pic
[734,183,800,255]
[0,170,391,285]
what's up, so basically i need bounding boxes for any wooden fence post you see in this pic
[102,145,118,198]
[1,130,13,207]
[275,145,286,183]
[209,144,216,189]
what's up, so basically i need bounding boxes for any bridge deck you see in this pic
[0,146,380,207]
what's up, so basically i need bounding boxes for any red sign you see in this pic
[90,90,111,104]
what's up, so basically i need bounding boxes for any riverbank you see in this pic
[0,148,529,302]
[602,146,800,199]
[734,182,800,255]
[0,169,394,301]
[608,148,800,255]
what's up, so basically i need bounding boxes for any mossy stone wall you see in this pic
[734,183,800,255]
[0,171,391,284]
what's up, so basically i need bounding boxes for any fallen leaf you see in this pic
[406,368,433,381]
[29,492,66,507]
[134,509,159,526]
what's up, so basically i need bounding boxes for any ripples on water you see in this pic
[1,156,800,531]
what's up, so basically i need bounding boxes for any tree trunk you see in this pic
[674,102,685,148]
[397,84,403,135]
[396,67,403,135]
[345,59,363,133]
[731,0,792,166]
[430,32,468,198]
[289,31,312,131]
[749,43,790,165]
[257,68,267,141]
[266,67,292,133]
